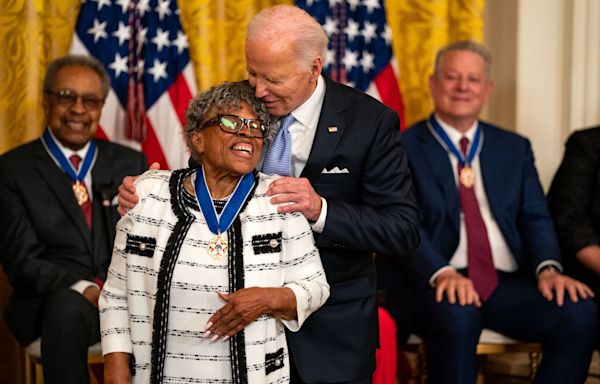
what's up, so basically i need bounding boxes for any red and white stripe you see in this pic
[365,57,405,130]
[70,35,196,169]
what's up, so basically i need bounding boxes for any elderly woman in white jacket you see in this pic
[99,80,329,384]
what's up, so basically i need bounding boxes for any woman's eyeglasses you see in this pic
[45,89,105,111]
[200,115,270,138]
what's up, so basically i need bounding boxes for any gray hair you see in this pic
[246,5,328,70]
[434,40,492,78]
[43,55,110,98]
[184,80,272,162]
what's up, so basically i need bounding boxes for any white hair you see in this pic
[246,5,328,70]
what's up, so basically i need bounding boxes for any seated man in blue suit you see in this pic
[401,40,598,383]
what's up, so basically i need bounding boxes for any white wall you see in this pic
[483,0,600,189]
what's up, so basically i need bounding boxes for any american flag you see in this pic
[297,0,405,129]
[70,0,196,169]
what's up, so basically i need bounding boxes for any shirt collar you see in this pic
[289,75,325,131]
[433,114,478,145]
[47,126,91,160]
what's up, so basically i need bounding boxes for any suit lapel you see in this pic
[34,141,93,251]
[91,143,113,266]
[418,126,460,233]
[479,124,505,222]
[300,77,346,182]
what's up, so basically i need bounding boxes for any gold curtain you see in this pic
[179,0,291,93]
[0,0,80,154]
[387,0,485,127]
[0,0,484,151]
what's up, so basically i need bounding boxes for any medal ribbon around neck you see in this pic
[41,128,97,183]
[194,166,255,237]
[427,115,482,169]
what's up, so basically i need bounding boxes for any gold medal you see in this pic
[72,181,89,205]
[207,234,228,260]
[459,166,476,188]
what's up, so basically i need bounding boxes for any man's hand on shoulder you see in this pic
[434,269,482,307]
[267,176,322,222]
[537,267,594,306]
[117,162,160,216]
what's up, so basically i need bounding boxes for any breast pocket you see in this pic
[252,232,282,254]
[124,234,156,257]
[316,172,361,201]
[317,172,359,185]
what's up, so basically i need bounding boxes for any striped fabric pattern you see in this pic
[100,169,329,383]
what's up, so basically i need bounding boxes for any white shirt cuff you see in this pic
[535,260,563,277]
[429,266,456,287]
[310,197,327,233]
[71,280,99,295]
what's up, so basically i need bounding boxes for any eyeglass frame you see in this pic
[45,89,105,111]
[197,114,270,139]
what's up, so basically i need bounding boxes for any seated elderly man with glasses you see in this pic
[0,54,147,384]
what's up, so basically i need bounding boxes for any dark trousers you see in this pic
[41,288,100,384]
[289,350,372,384]
[414,272,598,384]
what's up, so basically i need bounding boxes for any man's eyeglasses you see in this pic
[200,115,270,138]
[45,89,105,111]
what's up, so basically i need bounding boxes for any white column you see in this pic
[569,0,600,131]
[485,0,600,189]
[514,0,569,189]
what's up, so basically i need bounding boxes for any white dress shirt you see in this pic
[289,75,325,178]
[46,128,98,294]
[47,127,94,200]
[429,115,517,285]
[270,76,328,233]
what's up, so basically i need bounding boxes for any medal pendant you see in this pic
[72,181,89,205]
[207,234,228,260]
[459,166,476,188]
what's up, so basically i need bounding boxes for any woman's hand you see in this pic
[204,287,297,340]
[104,352,131,384]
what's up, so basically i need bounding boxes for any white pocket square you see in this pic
[321,167,349,174]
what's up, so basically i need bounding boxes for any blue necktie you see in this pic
[262,114,295,176]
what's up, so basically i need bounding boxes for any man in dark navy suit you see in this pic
[401,41,597,383]
[0,55,147,384]
[118,5,420,383]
